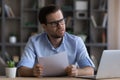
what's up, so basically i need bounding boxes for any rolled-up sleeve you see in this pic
[76,37,95,68]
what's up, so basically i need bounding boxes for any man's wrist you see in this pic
[31,68,35,77]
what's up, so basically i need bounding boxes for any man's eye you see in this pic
[51,23,57,26]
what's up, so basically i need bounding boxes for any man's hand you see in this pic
[65,65,94,77]
[65,65,78,77]
[33,64,43,77]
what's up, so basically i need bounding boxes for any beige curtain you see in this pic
[108,0,120,49]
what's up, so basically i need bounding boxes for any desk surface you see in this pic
[0,76,120,80]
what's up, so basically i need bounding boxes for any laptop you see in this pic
[76,50,120,79]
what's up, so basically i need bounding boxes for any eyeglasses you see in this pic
[46,18,65,27]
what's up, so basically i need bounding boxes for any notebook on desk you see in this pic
[76,50,120,79]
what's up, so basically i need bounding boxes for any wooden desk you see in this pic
[1,77,87,80]
[0,76,120,80]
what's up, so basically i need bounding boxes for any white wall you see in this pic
[108,0,120,49]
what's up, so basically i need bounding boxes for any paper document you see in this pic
[38,52,69,77]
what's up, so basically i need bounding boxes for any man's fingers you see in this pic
[33,64,44,77]
[66,65,78,77]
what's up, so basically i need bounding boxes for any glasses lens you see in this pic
[51,22,57,27]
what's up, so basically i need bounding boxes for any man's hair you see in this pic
[38,5,61,24]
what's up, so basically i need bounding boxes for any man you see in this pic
[17,5,95,77]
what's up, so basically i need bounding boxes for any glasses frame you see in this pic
[46,18,65,27]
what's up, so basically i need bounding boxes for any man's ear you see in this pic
[41,24,46,29]
[41,24,47,32]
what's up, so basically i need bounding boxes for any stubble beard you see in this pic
[52,32,65,39]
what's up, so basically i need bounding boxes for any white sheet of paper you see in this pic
[38,52,69,77]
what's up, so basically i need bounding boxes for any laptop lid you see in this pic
[96,50,120,79]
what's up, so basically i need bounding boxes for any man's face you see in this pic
[43,10,66,39]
